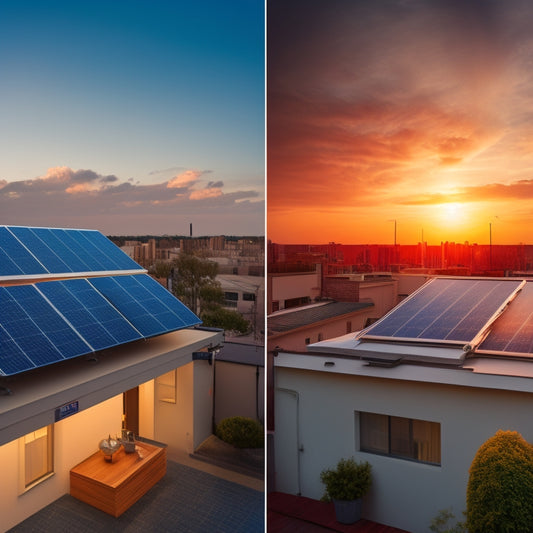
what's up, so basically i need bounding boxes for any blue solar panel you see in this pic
[0,226,201,377]
[89,274,201,337]
[0,226,143,276]
[362,278,522,343]
[0,285,92,375]
[8,226,73,273]
[38,278,142,351]
[0,227,47,276]
[74,230,141,271]
[480,281,533,354]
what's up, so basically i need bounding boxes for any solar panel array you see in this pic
[0,226,142,276]
[0,226,202,377]
[480,280,533,355]
[0,274,201,376]
[361,278,522,344]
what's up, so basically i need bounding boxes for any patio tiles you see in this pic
[8,460,264,533]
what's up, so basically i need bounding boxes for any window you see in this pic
[243,292,256,301]
[224,291,239,301]
[284,296,310,309]
[224,291,239,308]
[305,337,311,344]
[156,369,177,403]
[359,412,440,465]
[23,425,54,489]
[317,333,323,341]
[346,321,352,334]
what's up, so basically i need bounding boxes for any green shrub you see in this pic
[466,430,533,533]
[320,457,372,501]
[429,508,467,533]
[215,416,264,448]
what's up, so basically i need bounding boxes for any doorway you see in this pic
[123,387,139,436]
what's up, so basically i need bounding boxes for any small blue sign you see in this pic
[55,400,79,421]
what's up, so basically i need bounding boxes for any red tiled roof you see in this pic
[268,492,411,533]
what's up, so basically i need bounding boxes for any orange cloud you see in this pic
[167,170,202,189]
[65,183,97,194]
[190,188,223,200]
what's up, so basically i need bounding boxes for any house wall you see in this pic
[274,367,533,533]
[0,395,122,533]
[193,359,216,450]
[358,281,398,319]
[270,272,321,311]
[214,361,265,425]
[154,362,194,454]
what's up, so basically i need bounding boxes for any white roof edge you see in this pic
[274,351,533,394]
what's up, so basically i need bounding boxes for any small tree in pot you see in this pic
[320,457,372,524]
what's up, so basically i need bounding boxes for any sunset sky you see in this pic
[0,0,264,236]
[268,0,533,245]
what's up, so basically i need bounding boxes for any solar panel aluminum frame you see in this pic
[358,277,526,348]
[0,269,148,284]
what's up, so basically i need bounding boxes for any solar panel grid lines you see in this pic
[0,285,88,376]
[88,274,201,338]
[480,280,533,354]
[0,226,143,277]
[35,279,142,353]
[8,226,73,274]
[0,227,47,276]
[361,278,523,345]
[0,226,201,376]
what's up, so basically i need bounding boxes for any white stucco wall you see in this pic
[358,281,398,318]
[153,360,214,455]
[214,361,264,425]
[0,395,122,533]
[193,359,216,450]
[274,366,533,533]
[271,272,321,307]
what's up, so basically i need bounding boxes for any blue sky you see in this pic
[0,1,264,236]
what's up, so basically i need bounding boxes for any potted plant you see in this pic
[320,457,372,524]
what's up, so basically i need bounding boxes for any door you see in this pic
[123,387,139,436]
[274,388,301,495]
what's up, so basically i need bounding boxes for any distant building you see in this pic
[267,300,374,353]
[218,274,265,342]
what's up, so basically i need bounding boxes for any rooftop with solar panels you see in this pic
[301,276,533,378]
[0,225,202,377]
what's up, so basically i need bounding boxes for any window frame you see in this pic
[358,411,441,466]
[20,424,54,492]
[155,369,177,403]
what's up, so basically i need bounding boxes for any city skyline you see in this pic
[268,0,533,246]
[0,1,264,236]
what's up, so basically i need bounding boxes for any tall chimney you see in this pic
[190,223,192,237]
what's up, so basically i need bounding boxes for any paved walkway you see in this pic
[8,439,264,533]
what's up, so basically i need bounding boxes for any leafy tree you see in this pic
[171,253,250,334]
[149,261,173,280]
[171,253,219,315]
[200,305,250,334]
[466,430,533,533]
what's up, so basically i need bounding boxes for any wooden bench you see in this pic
[70,440,166,517]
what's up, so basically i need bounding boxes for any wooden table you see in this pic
[70,440,166,517]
